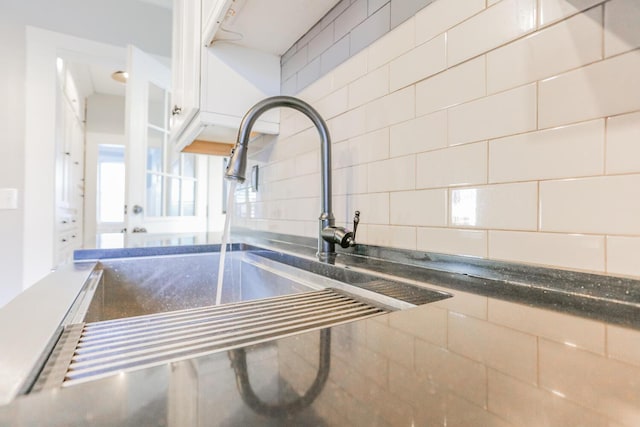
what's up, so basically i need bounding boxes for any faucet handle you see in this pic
[352,210,360,240]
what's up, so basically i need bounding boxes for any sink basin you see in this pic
[26,247,451,393]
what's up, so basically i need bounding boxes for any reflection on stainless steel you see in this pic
[224,96,357,263]
[33,289,386,389]
[229,329,331,418]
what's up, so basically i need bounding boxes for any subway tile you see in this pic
[488,369,609,427]
[489,230,606,273]
[487,7,603,94]
[448,312,538,384]
[314,87,348,120]
[415,0,485,45]
[333,164,368,195]
[364,224,417,249]
[334,192,389,225]
[368,0,388,15]
[416,56,486,117]
[282,45,308,81]
[447,0,537,66]
[488,119,605,183]
[297,57,321,91]
[320,35,351,76]
[348,64,389,109]
[538,51,640,129]
[335,0,368,41]
[329,106,366,142]
[294,150,320,176]
[308,22,335,59]
[488,297,606,354]
[350,3,391,55]
[607,324,640,368]
[417,227,487,258]
[281,75,297,96]
[606,236,640,278]
[365,86,415,132]
[368,154,414,192]
[605,0,640,57]
[343,127,389,168]
[389,189,448,226]
[448,83,536,146]
[450,182,538,230]
[414,338,489,407]
[416,141,488,189]
[368,17,415,70]
[332,49,368,90]
[389,34,447,91]
[606,111,640,175]
[390,0,432,28]
[389,110,447,157]
[298,73,334,104]
[539,175,640,234]
[539,339,640,424]
[539,0,602,27]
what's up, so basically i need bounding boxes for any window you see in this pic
[97,145,125,223]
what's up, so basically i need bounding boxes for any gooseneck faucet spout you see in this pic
[225,96,357,263]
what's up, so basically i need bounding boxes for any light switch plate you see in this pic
[0,188,18,210]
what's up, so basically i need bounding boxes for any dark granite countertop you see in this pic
[2,233,640,426]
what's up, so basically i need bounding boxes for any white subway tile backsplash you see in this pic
[329,106,366,142]
[368,17,415,71]
[335,0,368,41]
[364,224,417,249]
[489,230,606,273]
[365,86,415,132]
[416,141,488,189]
[539,0,602,27]
[332,49,368,90]
[389,34,447,91]
[348,127,390,166]
[607,236,640,278]
[415,0,485,46]
[308,22,335,59]
[368,154,415,192]
[390,189,448,226]
[415,56,486,117]
[314,86,348,120]
[606,111,640,175]
[348,65,389,109]
[540,175,640,234]
[389,110,447,157]
[448,84,537,146]
[605,0,640,57]
[487,7,603,94]
[447,0,537,66]
[333,164,368,195]
[538,51,640,129]
[417,227,487,258]
[489,119,605,183]
[334,192,389,224]
[450,182,538,230]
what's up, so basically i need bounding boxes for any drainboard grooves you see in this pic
[50,288,387,388]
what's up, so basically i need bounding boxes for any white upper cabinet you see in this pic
[170,0,341,153]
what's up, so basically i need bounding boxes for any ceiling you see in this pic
[66,61,127,98]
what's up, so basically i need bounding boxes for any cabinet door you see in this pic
[170,0,201,141]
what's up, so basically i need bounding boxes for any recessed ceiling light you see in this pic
[111,70,129,84]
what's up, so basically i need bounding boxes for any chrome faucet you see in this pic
[225,96,358,263]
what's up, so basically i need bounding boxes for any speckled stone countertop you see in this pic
[2,233,640,426]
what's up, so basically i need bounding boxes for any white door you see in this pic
[125,45,208,234]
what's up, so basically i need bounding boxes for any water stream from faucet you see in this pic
[216,180,237,305]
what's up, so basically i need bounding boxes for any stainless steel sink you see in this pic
[26,248,451,393]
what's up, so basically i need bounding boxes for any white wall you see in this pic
[236,0,640,280]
